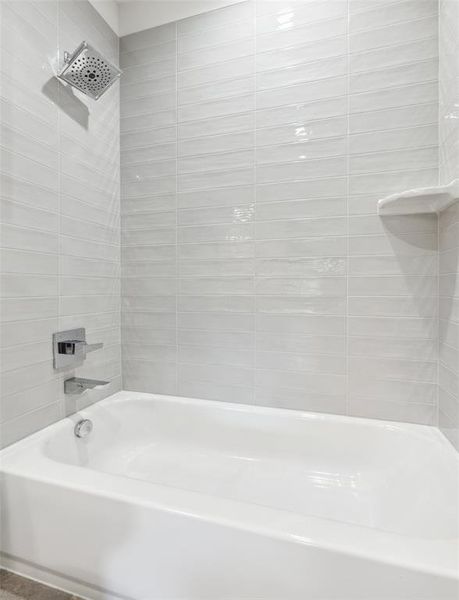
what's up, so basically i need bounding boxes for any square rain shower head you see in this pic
[58,41,122,100]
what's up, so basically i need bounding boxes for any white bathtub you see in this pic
[1,391,458,600]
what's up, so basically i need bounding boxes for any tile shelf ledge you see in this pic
[377,179,459,216]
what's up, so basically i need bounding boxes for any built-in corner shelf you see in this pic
[377,179,459,216]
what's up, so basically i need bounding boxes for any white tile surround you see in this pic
[120,0,442,425]
[1,0,457,450]
[0,0,121,448]
[438,0,459,449]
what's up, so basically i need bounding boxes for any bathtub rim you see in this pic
[2,390,455,455]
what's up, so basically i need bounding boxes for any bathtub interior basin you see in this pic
[42,393,459,540]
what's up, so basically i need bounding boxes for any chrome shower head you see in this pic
[57,41,122,100]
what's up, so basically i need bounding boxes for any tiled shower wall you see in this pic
[438,0,459,448]
[0,0,121,448]
[121,0,440,424]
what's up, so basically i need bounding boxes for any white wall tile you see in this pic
[119,0,440,428]
[350,16,437,54]
[0,0,120,448]
[178,38,254,71]
[257,17,347,54]
[350,37,438,73]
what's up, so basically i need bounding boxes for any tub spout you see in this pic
[64,377,109,395]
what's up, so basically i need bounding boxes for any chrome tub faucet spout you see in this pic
[64,378,109,395]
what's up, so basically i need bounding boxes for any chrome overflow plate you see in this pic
[74,419,93,439]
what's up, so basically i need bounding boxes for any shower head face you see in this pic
[58,41,122,100]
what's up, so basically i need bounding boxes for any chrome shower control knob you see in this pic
[74,419,93,438]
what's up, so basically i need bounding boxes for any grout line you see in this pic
[436,0,442,432]
[175,21,179,395]
[345,0,351,418]
[253,0,257,405]
[56,1,64,418]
